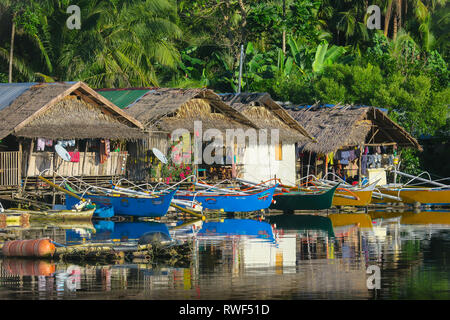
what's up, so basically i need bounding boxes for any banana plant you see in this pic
[312,40,347,74]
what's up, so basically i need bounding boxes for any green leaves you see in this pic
[312,41,347,73]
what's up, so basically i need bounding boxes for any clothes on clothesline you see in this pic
[361,155,368,175]
[59,140,75,148]
[37,138,46,151]
[68,151,80,163]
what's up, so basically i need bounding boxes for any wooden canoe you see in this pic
[369,210,450,225]
[332,182,377,207]
[328,213,373,229]
[4,208,95,220]
[373,186,450,206]
[270,184,339,211]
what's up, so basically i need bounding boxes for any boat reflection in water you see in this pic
[195,218,296,270]
[66,221,172,244]
[0,211,449,299]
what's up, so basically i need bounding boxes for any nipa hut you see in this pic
[97,87,258,182]
[0,81,145,196]
[220,92,314,185]
[283,104,422,185]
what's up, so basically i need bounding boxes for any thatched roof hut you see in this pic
[220,92,314,142]
[97,88,257,133]
[284,104,422,154]
[0,82,145,141]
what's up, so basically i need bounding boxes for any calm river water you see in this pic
[0,210,449,300]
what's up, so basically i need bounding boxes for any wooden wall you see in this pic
[25,151,128,177]
[0,151,21,186]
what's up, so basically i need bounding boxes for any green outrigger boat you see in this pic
[270,184,340,212]
[265,214,335,237]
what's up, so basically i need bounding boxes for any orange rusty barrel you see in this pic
[3,259,56,276]
[2,239,56,258]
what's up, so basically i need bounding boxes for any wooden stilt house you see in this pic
[283,104,422,185]
[0,82,145,200]
[97,88,257,182]
[220,92,314,185]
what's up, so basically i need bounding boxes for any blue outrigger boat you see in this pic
[65,189,177,218]
[174,184,278,212]
[198,219,275,241]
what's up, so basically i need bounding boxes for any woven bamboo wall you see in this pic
[0,151,21,186]
[26,151,128,177]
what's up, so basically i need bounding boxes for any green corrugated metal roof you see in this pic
[97,90,149,109]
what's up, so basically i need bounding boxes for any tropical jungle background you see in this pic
[0,0,449,176]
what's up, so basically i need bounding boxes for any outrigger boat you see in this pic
[271,184,339,211]
[174,179,279,212]
[290,174,379,207]
[237,178,338,211]
[38,171,176,218]
[372,170,450,206]
[1,200,95,221]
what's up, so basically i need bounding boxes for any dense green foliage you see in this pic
[0,0,448,175]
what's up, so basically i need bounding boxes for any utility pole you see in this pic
[237,44,244,93]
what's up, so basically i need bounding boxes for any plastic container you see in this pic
[2,239,56,258]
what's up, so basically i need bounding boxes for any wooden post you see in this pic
[81,140,88,178]
[18,140,22,195]
[358,144,363,186]
[22,139,34,194]
[52,151,57,206]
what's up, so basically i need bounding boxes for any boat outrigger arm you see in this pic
[235,178,282,192]
[37,175,93,210]
[392,170,450,189]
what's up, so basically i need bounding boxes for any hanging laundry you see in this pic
[182,132,190,153]
[340,150,350,165]
[68,151,80,163]
[37,138,46,151]
[364,146,369,155]
[367,155,375,168]
[388,154,394,166]
[348,150,356,161]
[361,155,368,175]
[105,139,110,159]
[99,139,108,164]
[45,139,53,147]
[327,152,334,165]
[375,153,382,168]
[376,146,381,154]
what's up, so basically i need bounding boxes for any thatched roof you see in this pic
[220,92,315,143]
[0,82,145,141]
[98,88,258,133]
[285,105,422,154]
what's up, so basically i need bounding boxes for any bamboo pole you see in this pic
[18,140,22,194]
[358,144,363,186]
[52,152,57,206]
[22,139,34,193]
[37,176,86,202]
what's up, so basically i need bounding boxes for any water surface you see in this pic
[0,210,449,300]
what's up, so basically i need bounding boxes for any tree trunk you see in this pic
[282,0,286,54]
[393,12,398,40]
[8,14,16,83]
[384,0,393,38]
[237,0,248,45]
